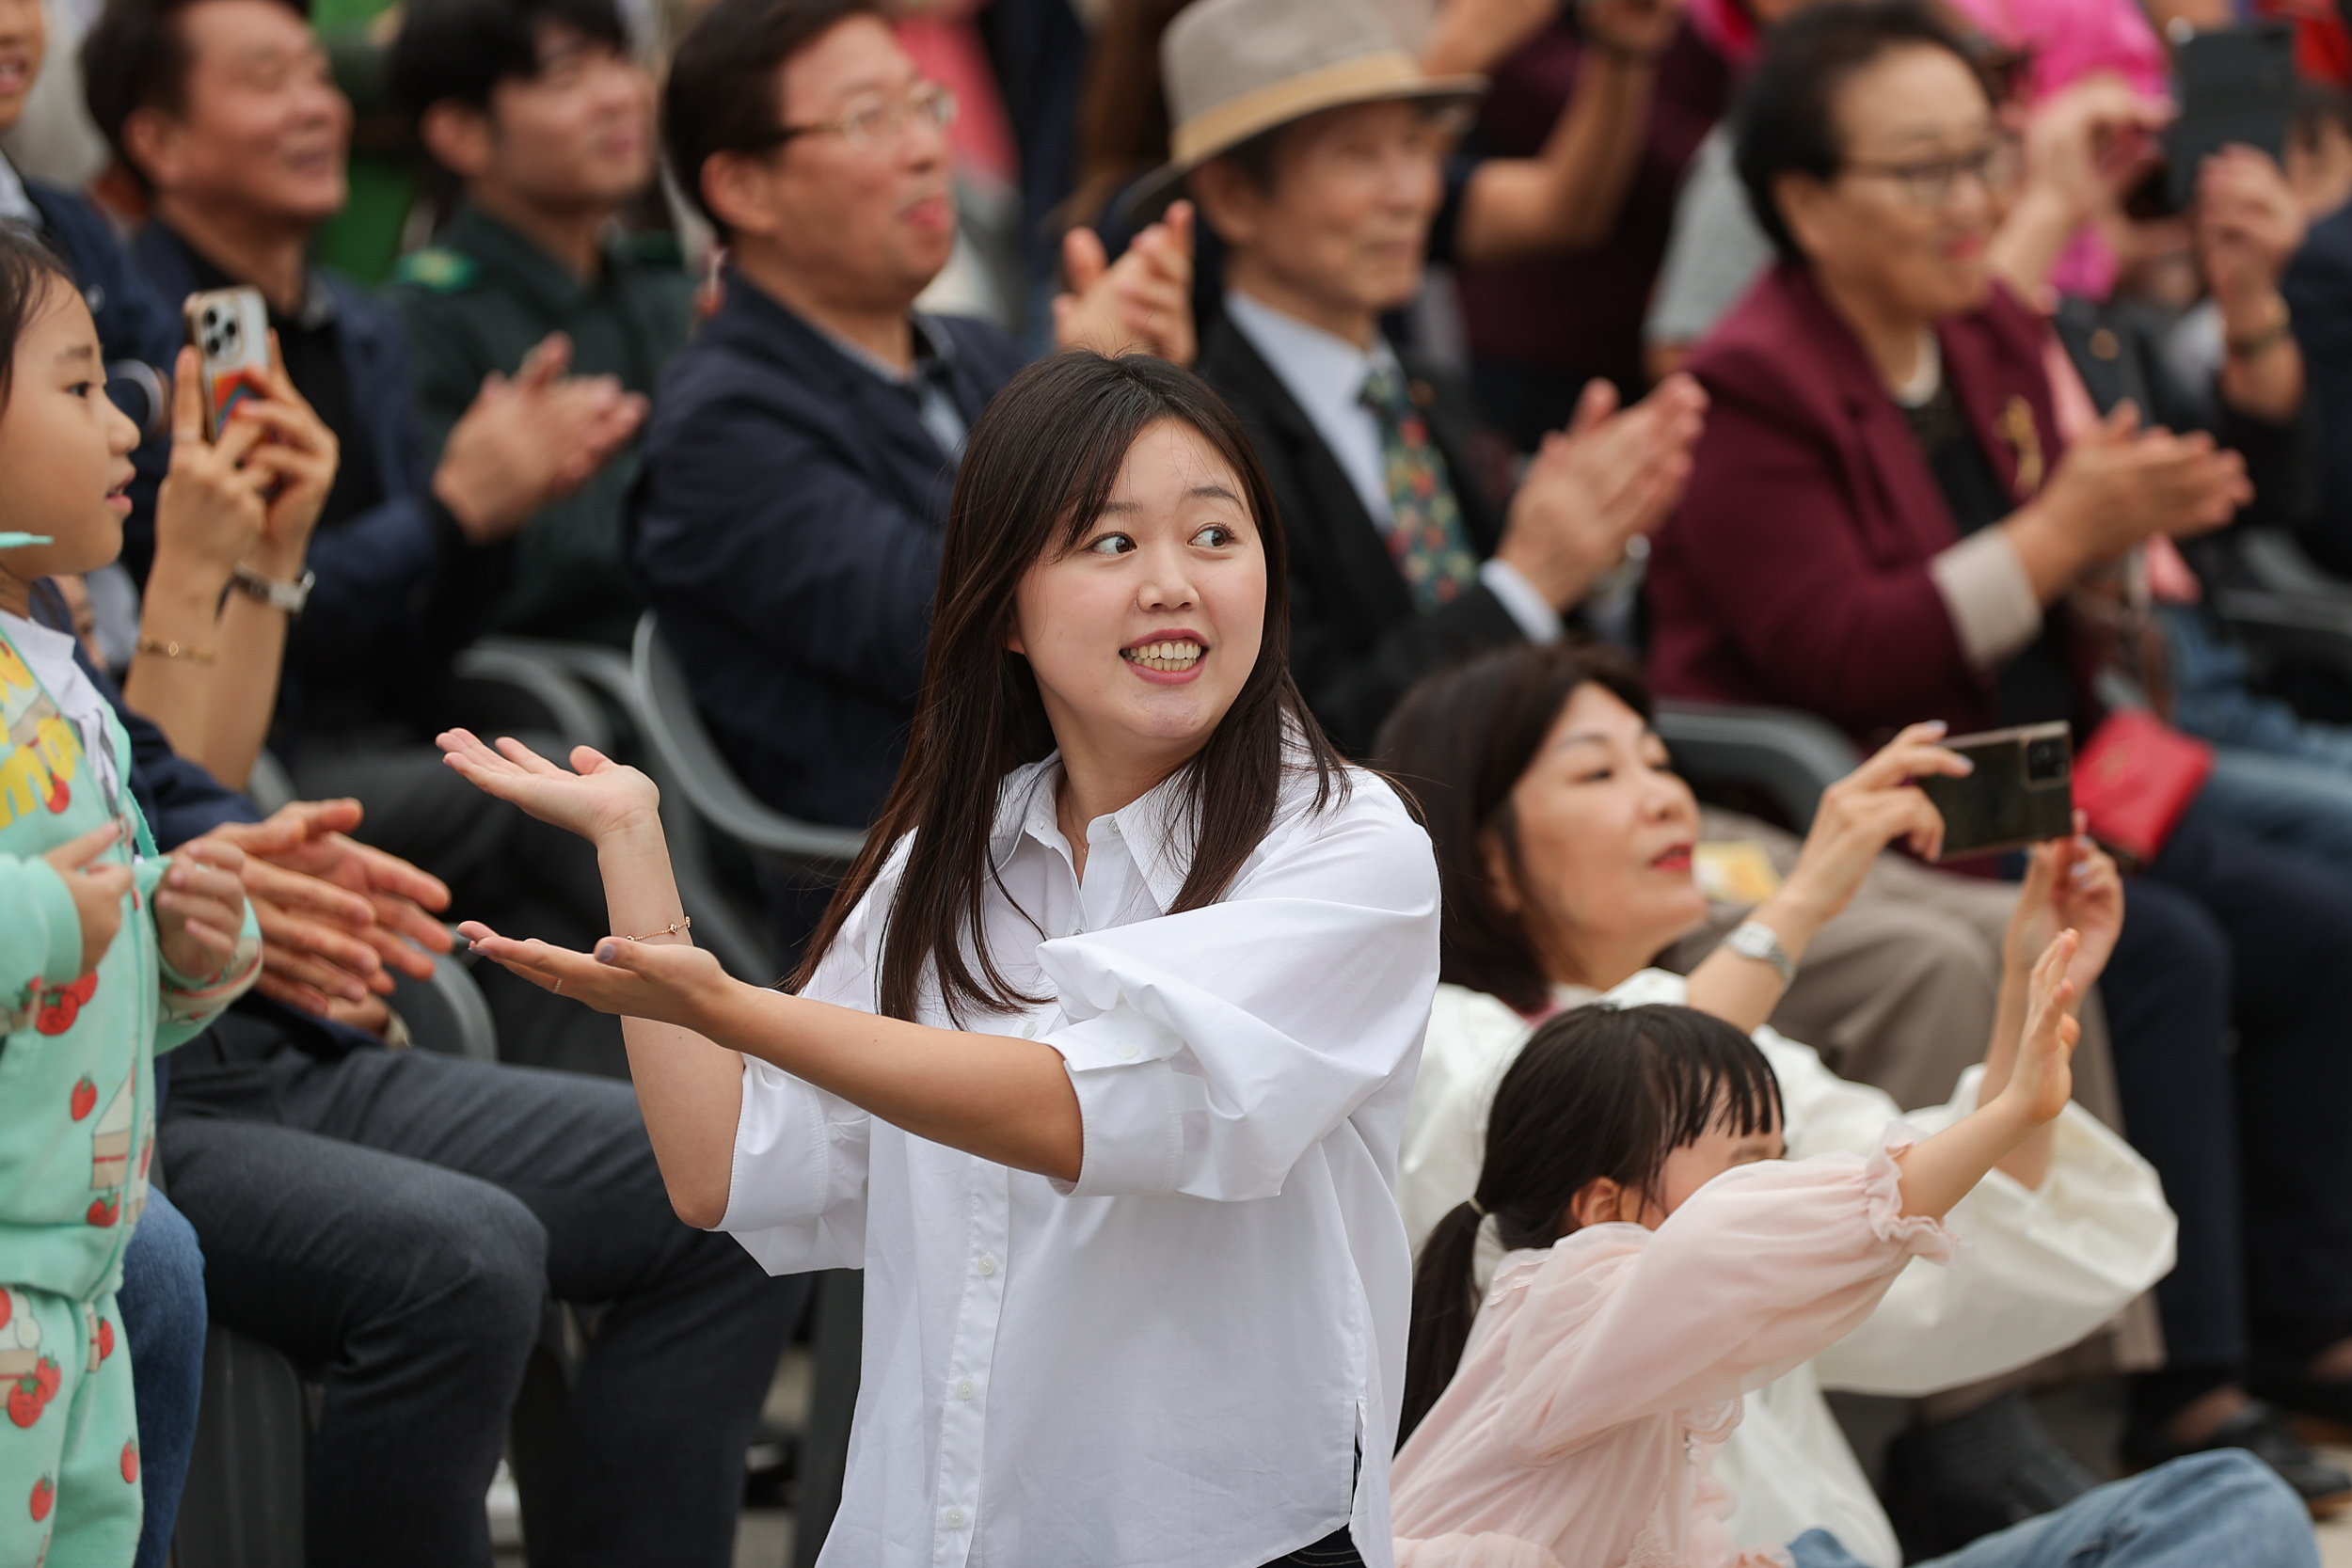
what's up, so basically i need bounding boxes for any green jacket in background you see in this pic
[390,200,695,647]
[0,623,259,1307]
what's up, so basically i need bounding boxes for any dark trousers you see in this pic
[159,1041,803,1568]
[293,736,627,1078]
[2099,806,2352,1374]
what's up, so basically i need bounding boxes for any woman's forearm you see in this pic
[199,561,294,790]
[122,557,225,763]
[1454,48,1657,263]
[595,819,755,1227]
[693,986,1085,1183]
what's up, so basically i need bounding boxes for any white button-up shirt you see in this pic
[721,754,1442,1568]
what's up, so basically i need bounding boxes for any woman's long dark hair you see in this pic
[1375,641,1656,1015]
[790,352,1346,1022]
[1398,1004,1783,1444]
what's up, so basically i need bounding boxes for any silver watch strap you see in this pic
[232,562,315,614]
[1725,920,1796,987]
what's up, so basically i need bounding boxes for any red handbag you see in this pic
[2072,709,2215,863]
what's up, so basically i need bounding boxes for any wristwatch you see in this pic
[1724,920,1795,987]
[231,562,316,615]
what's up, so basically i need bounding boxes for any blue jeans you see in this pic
[2165,606,2352,880]
[1788,1452,2315,1568]
[116,1187,207,1568]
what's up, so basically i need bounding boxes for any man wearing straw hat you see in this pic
[1147,0,1711,757]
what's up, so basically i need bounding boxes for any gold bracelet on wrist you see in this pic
[136,636,216,665]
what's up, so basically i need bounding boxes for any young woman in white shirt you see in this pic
[436,351,1443,1568]
[1375,641,2177,1567]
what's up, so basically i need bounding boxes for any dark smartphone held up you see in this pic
[181,286,271,443]
[1916,721,2075,860]
[2122,22,2294,219]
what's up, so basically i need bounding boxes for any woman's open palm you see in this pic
[437,729,660,847]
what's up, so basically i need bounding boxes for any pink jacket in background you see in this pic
[1389,1138,1955,1568]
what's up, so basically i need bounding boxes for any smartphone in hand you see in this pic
[1916,721,2074,860]
[181,287,270,442]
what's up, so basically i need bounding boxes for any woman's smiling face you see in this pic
[1008,417,1266,775]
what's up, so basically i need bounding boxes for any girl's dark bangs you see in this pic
[1649,1017,1784,1154]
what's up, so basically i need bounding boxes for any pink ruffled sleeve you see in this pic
[1492,1129,1955,1465]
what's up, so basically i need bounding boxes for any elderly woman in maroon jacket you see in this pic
[1645,0,2352,1515]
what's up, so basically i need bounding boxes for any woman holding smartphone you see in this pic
[437,352,1442,1568]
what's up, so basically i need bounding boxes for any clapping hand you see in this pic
[1056,201,1197,365]
[152,838,250,980]
[1494,372,1708,610]
[199,800,452,1016]
[40,823,134,974]
[432,334,648,544]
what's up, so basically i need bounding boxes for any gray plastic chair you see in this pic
[387,945,499,1062]
[631,613,866,870]
[1653,701,1861,832]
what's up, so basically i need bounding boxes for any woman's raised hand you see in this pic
[458,919,733,1031]
[2002,812,2122,1008]
[2000,928,2081,1127]
[437,729,660,847]
[155,345,272,589]
[1774,721,1968,927]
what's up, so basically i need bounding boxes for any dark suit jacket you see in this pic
[2281,201,2352,577]
[1646,261,2064,742]
[627,271,1026,828]
[135,223,498,745]
[1197,317,1523,757]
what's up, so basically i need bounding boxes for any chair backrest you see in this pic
[388,949,500,1062]
[630,613,866,868]
[1653,701,1860,832]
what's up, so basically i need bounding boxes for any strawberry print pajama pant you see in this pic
[0,1285,138,1567]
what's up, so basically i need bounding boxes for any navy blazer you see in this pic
[628,271,1026,828]
[1195,316,1519,757]
[132,223,495,743]
[2283,202,2352,578]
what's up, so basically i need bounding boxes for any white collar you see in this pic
[1223,288,1397,423]
[991,755,1197,914]
[0,153,34,228]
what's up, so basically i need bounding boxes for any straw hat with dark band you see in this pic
[1121,0,1485,220]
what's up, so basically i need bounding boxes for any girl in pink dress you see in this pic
[1387,942,2314,1568]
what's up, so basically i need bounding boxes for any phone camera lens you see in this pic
[2026,736,2070,784]
[200,307,219,326]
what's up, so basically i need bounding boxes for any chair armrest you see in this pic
[631,614,866,869]
[1654,701,1859,832]
[387,947,500,1062]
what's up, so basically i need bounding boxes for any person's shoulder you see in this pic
[927,312,1027,383]
[1267,760,1434,866]
[1425,982,1534,1057]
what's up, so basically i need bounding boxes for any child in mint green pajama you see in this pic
[0,227,260,1567]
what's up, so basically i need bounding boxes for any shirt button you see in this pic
[1119,1043,1139,1060]
[946,1507,966,1528]
[977,1253,997,1277]
[957,1377,976,1401]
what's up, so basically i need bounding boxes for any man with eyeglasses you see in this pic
[634,0,1194,952]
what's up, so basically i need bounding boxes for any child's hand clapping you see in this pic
[1999,927,2082,1128]
[41,823,133,973]
[152,839,249,979]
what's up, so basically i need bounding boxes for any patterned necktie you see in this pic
[1359,365,1482,612]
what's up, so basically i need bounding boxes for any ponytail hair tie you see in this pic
[1466,1197,1486,1217]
